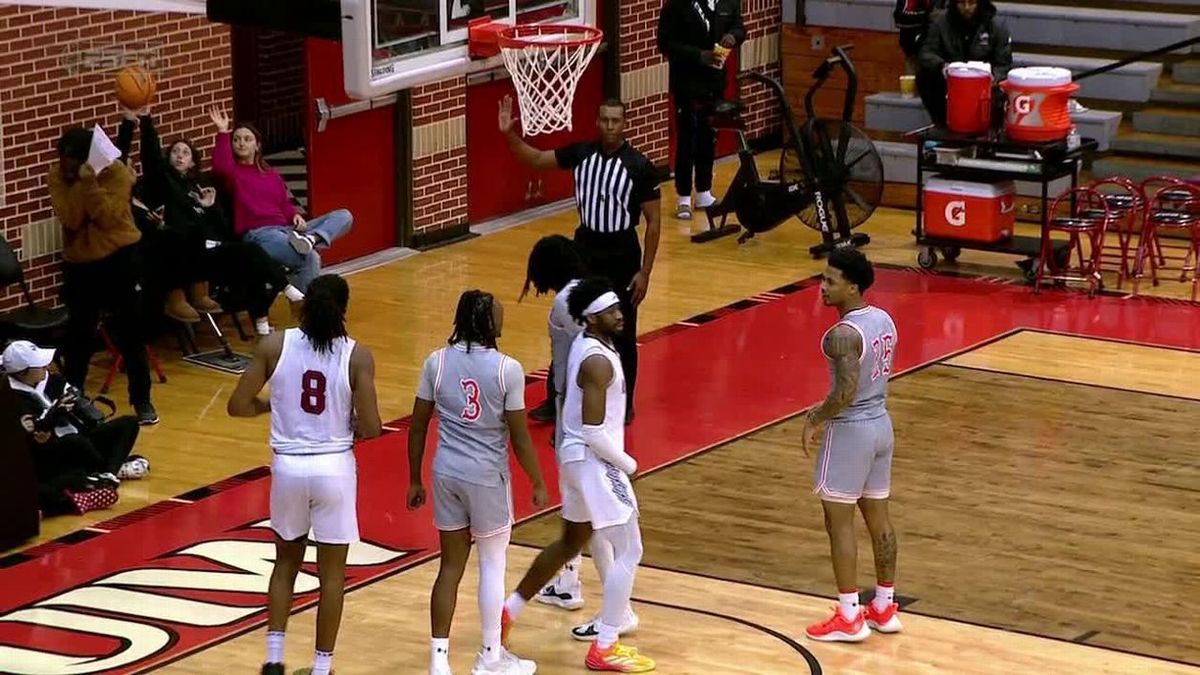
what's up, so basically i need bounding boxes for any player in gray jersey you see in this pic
[801,248,903,644]
[520,235,619,620]
[407,290,548,675]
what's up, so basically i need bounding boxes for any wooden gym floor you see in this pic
[2,155,1198,673]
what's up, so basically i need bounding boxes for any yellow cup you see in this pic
[900,75,916,98]
[713,43,731,68]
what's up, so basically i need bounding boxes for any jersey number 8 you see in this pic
[301,370,327,415]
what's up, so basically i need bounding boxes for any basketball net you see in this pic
[498,25,602,136]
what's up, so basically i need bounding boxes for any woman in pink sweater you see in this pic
[209,108,353,294]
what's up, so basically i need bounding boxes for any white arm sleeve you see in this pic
[582,424,637,475]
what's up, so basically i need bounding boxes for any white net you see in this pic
[500,26,602,136]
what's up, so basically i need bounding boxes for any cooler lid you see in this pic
[946,61,993,78]
[1007,66,1073,87]
[926,177,1016,198]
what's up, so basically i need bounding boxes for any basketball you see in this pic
[114,65,156,109]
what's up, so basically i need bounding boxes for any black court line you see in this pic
[1075,630,1101,643]
[938,361,1200,404]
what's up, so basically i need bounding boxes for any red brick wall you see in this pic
[0,6,232,311]
[621,0,671,166]
[410,77,468,237]
[741,0,783,140]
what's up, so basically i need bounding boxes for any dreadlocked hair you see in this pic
[300,274,350,355]
[449,290,498,351]
[521,234,586,301]
[566,276,615,325]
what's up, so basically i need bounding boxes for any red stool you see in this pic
[1035,187,1110,297]
[98,323,167,395]
[1133,181,1200,301]
[1090,177,1144,289]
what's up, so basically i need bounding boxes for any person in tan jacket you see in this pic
[48,126,158,425]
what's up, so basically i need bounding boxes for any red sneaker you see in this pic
[865,601,903,633]
[805,606,870,642]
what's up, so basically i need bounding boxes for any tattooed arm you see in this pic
[809,324,863,424]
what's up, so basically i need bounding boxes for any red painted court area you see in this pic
[1,268,1198,674]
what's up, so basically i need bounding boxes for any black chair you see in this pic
[0,237,69,345]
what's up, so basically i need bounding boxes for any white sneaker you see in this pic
[430,659,453,675]
[570,608,639,641]
[535,581,584,610]
[695,190,718,208]
[675,197,692,220]
[117,458,148,480]
[470,648,536,674]
[289,230,315,255]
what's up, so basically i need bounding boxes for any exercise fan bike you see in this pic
[694,45,883,257]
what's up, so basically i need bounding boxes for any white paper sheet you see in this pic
[87,125,123,175]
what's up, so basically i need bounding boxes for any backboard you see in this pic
[341,0,595,99]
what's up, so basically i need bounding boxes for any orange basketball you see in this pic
[114,65,156,109]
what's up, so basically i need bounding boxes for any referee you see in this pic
[500,96,662,424]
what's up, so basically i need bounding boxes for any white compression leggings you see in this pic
[475,529,511,650]
[592,517,644,635]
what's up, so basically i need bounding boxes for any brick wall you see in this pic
[249,30,305,152]
[0,6,232,311]
[739,0,783,141]
[410,77,468,240]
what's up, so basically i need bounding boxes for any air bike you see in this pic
[693,45,883,257]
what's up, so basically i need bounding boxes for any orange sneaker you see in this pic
[585,642,656,672]
[501,606,514,648]
[805,606,871,642]
[865,601,903,633]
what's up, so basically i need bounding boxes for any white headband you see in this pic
[583,292,620,316]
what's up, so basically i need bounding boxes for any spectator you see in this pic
[894,0,945,74]
[48,126,159,425]
[658,0,744,220]
[130,110,294,335]
[3,340,146,503]
[209,107,353,295]
[917,0,1012,127]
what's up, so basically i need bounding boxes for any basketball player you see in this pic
[801,248,902,643]
[520,237,626,637]
[227,274,382,675]
[501,277,654,673]
[406,290,548,675]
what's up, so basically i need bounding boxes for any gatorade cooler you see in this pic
[924,177,1016,242]
[945,61,993,136]
[1000,67,1079,143]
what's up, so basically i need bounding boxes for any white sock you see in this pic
[677,195,691,207]
[476,531,509,664]
[504,592,527,621]
[561,554,582,588]
[265,630,285,664]
[596,619,619,650]
[838,590,860,621]
[311,649,332,675]
[283,284,305,302]
[874,583,895,611]
[431,637,450,664]
[255,317,271,336]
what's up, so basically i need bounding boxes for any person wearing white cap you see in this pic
[3,340,147,491]
[500,277,653,673]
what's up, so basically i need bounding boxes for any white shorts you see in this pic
[270,452,359,545]
[560,457,638,531]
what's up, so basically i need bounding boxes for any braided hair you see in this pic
[521,234,586,300]
[449,290,498,351]
[300,274,350,354]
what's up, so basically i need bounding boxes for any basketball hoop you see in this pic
[472,21,602,136]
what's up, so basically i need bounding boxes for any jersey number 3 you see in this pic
[460,379,481,422]
[300,370,327,415]
[870,334,895,381]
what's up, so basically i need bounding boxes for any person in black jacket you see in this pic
[916,0,1012,127]
[658,0,744,220]
[894,0,945,73]
[127,110,293,335]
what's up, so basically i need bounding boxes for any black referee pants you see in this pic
[574,226,641,415]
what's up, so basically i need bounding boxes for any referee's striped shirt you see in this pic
[555,141,661,234]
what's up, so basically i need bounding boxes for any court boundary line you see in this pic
[938,361,1200,404]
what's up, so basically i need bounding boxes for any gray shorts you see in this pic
[433,472,514,538]
[812,415,894,504]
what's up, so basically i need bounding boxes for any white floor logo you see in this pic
[945,200,967,227]
[0,521,409,674]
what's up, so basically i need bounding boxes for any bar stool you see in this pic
[1035,187,1110,297]
[1133,181,1200,301]
[98,321,168,395]
[1089,177,1144,289]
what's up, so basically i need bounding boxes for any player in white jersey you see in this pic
[800,248,902,644]
[407,290,548,675]
[520,235,625,628]
[501,278,655,673]
[227,274,382,675]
